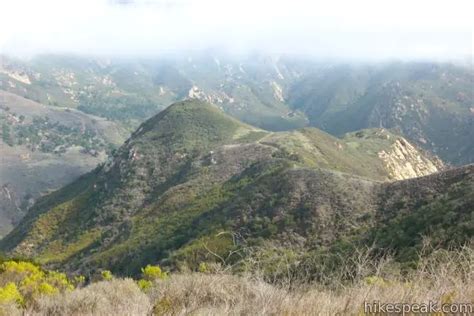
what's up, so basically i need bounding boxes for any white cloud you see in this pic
[0,0,472,60]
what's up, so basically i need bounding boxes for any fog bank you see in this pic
[0,0,472,61]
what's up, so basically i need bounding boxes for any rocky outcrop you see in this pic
[378,137,443,180]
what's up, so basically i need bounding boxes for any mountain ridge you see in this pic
[2,55,472,164]
[0,99,459,277]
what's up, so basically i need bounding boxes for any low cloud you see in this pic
[0,0,472,61]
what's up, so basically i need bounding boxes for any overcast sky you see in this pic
[0,0,472,61]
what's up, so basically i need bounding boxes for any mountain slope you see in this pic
[372,164,474,262]
[288,62,474,165]
[0,100,451,276]
[0,90,127,237]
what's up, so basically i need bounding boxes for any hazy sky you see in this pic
[0,0,472,60]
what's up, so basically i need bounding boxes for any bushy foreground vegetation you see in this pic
[1,246,472,315]
[0,259,167,315]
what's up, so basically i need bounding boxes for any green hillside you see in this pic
[1,100,460,278]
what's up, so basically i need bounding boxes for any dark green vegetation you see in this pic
[2,100,468,281]
[1,55,472,164]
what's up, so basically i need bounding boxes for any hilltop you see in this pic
[1,99,463,278]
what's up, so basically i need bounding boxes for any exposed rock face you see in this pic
[286,63,474,165]
[378,138,444,180]
[188,85,206,99]
[0,61,32,85]
[270,81,284,102]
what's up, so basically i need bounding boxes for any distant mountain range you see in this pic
[287,63,474,165]
[3,100,470,278]
[1,55,472,165]
[0,54,472,257]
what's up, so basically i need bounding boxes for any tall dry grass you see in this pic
[146,247,474,315]
[2,246,471,315]
[31,279,151,316]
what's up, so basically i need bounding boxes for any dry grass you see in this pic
[0,302,22,316]
[146,265,474,315]
[1,247,471,315]
[31,279,151,316]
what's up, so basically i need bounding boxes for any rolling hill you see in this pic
[1,54,472,255]
[2,100,465,279]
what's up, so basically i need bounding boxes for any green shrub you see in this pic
[101,270,113,281]
[141,265,166,281]
[0,283,23,306]
[0,260,75,307]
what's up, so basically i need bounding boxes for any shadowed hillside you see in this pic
[1,100,464,278]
